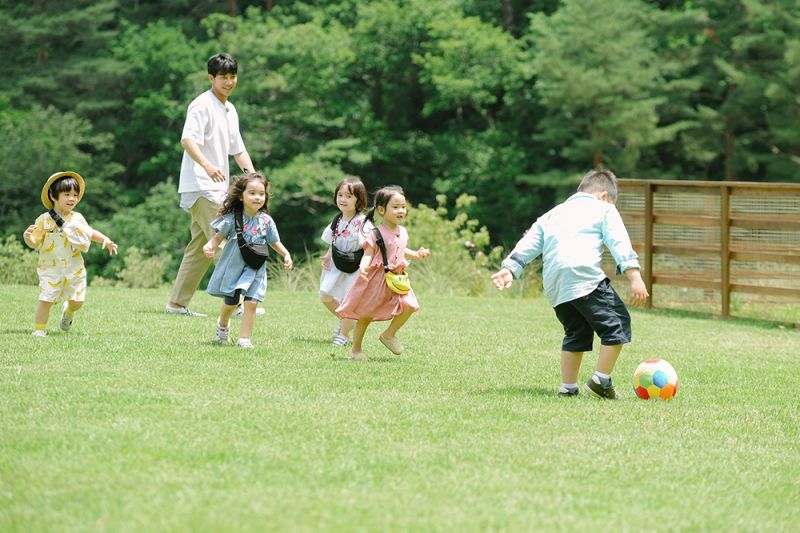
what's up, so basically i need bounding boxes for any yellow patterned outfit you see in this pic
[30,211,93,303]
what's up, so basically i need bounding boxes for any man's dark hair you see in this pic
[208,53,238,76]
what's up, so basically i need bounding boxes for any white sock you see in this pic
[594,371,610,380]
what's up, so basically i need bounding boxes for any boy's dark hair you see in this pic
[219,172,270,216]
[334,176,368,212]
[578,168,618,202]
[364,185,405,226]
[208,53,238,76]
[48,176,81,203]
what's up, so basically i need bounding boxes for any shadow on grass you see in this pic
[645,306,799,331]
[473,385,554,398]
[0,328,36,335]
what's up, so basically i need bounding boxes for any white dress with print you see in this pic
[319,213,372,302]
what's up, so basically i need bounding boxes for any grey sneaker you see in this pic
[584,375,621,400]
[215,321,230,345]
[236,338,254,349]
[165,304,206,317]
[231,305,265,318]
[59,302,74,331]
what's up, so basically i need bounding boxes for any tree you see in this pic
[528,0,671,175]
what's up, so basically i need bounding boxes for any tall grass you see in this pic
[1,285,799,531]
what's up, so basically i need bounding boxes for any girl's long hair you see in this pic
[364,185,405,227]
[218,172,270,216]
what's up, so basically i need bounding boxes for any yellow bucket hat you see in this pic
[41,171,85,209]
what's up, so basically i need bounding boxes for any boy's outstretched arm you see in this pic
[91,230,118,255]
[491,268,514,290]
[625,268,649,307]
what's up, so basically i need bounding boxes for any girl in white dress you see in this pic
[319,177,371,346]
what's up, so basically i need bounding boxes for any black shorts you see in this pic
[223,289,258,306]
[553,278,631,352]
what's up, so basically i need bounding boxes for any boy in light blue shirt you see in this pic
[492,169,649,399]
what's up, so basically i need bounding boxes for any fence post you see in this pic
[644,182,654,309]
[720,184,731,317]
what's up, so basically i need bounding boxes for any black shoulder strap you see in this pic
[330,213,342,244]
[372,227,390,272]
[48,209,65,228]
[234,206,248,249]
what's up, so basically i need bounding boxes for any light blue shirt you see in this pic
[501,192,640,307]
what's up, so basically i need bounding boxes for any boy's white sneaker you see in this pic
[236,338,254,349]
[59,302,74,331]
[32,330,47,337]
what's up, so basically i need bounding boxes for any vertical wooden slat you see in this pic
[720,184,731,317]
[644,183,654,309]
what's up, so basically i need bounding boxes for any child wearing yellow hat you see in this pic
[22,171,118,336]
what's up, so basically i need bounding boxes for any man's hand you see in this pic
[203,162,226,182]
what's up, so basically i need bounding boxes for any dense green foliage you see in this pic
[2,286,799,529]
[1,0,798,284]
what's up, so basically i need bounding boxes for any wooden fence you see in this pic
[608,179,800,321]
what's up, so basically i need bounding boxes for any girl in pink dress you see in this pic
[336,186,431,361]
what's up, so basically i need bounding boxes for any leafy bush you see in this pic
[0,235,38,285]
[402,194,504,296]
[114,247,170,289]
[88,179,189,282]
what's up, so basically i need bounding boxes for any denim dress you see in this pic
[206,211,280,302]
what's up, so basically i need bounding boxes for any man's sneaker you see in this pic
[231,305,265,318]
[558,386,579,397]
[584,375,621,400]
[165,304,206,317]
[215,321,230,345]
[32,330,47,337]
[236,338,254,349]
[59,302,74,331]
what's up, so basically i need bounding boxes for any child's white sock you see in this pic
[594,371,611,386]
[560,383,578,391]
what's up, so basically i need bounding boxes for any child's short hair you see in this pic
[49,176,81,203]
[334,176,368,212]
[208,53,238,76]
[578,168,618,202]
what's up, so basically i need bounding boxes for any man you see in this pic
[166,52,260,317]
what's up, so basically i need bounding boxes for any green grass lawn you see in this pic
[1,285,799,531]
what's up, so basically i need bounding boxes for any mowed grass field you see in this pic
[1,284,799,531]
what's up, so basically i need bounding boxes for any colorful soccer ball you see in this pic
[633,359,679,400]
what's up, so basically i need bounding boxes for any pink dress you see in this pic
[336,224,420,321]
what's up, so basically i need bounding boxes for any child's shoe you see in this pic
[59,302,74,331]
[584,375,621,400]
[236,338,254,349]
[378,333,403,355]
[215,320,230,345]
[32,330,47,337]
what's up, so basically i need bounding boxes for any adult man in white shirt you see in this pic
[166,53,256,317]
